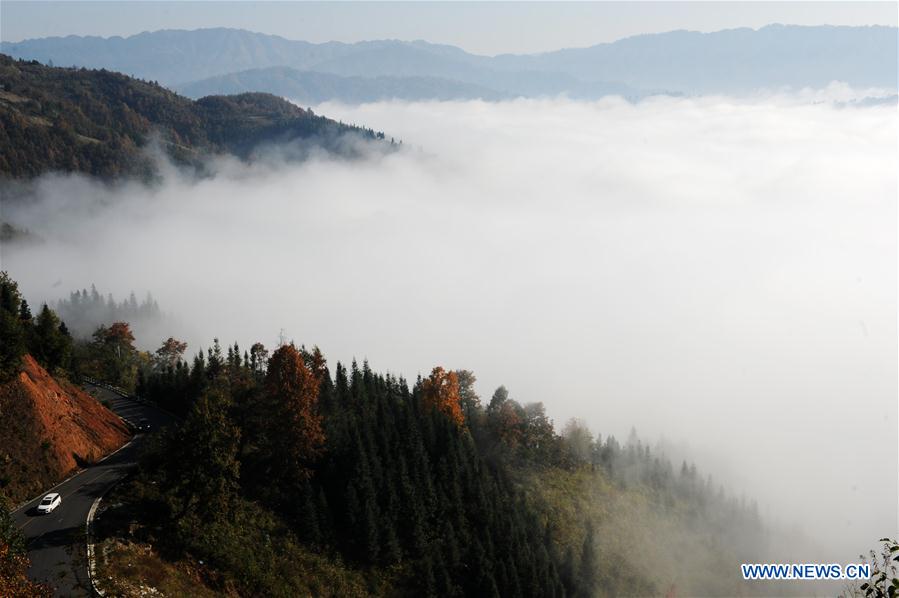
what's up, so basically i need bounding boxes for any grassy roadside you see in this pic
[91,482,222,597]
[92,537,221,598]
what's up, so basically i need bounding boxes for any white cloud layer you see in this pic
[3,94,896,560]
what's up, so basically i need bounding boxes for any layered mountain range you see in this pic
[3,25,895,103]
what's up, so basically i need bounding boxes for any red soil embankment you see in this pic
[0,355,130,503]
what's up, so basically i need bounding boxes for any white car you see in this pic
[36,493,61,514]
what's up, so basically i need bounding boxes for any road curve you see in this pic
[11,384,173,597]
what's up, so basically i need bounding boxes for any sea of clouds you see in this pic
[2,91,896,561]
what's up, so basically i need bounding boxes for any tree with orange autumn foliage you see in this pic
[263,344,326,488]
[98,321,136,347]
[0,499,50,598]
[154,336,188,370]
[0,542,50,598]
[421,366,465,426]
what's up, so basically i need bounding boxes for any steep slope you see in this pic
[0,54,390,179]
[0,355,130,503]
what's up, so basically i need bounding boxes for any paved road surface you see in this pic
[11,384,173,597]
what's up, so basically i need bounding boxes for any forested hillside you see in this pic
[0,273,836,596]
[97,337,768,596]
[0,55,390,179]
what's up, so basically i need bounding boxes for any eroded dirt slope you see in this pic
[0,355,130,503]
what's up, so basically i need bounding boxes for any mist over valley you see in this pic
[0,6,896,596]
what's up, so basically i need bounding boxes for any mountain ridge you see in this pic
[5,25,894,101]
[0,54,390,179]
[175,66,512,102]
[6,23,895,59]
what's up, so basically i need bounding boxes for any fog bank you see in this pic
[2,94,896,560]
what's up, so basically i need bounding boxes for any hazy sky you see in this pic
[1,1,896,54]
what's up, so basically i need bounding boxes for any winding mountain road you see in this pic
[11,384,173,597]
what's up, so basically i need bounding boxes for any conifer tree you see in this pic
[578,521,597,598]
[455,369,481,424]
[18,299,32,323]
[0,273,26,380]
[32,304,71,371]
[163,381,241,532]
[561,546,577,596]
[487,385,509,413]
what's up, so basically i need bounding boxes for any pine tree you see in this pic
[161,381,241,543]
[422,551,438,598]
[487,385,509,413]
[577,521,597,598]
[297,479,322,545]
[455,369,481,425]
[0,273,25,380]
[32,304,69,371]
[18,299,31,322]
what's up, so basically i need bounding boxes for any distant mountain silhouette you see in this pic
[176,67,511,102]
[6,25,892,101]
[488,24,897,93]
